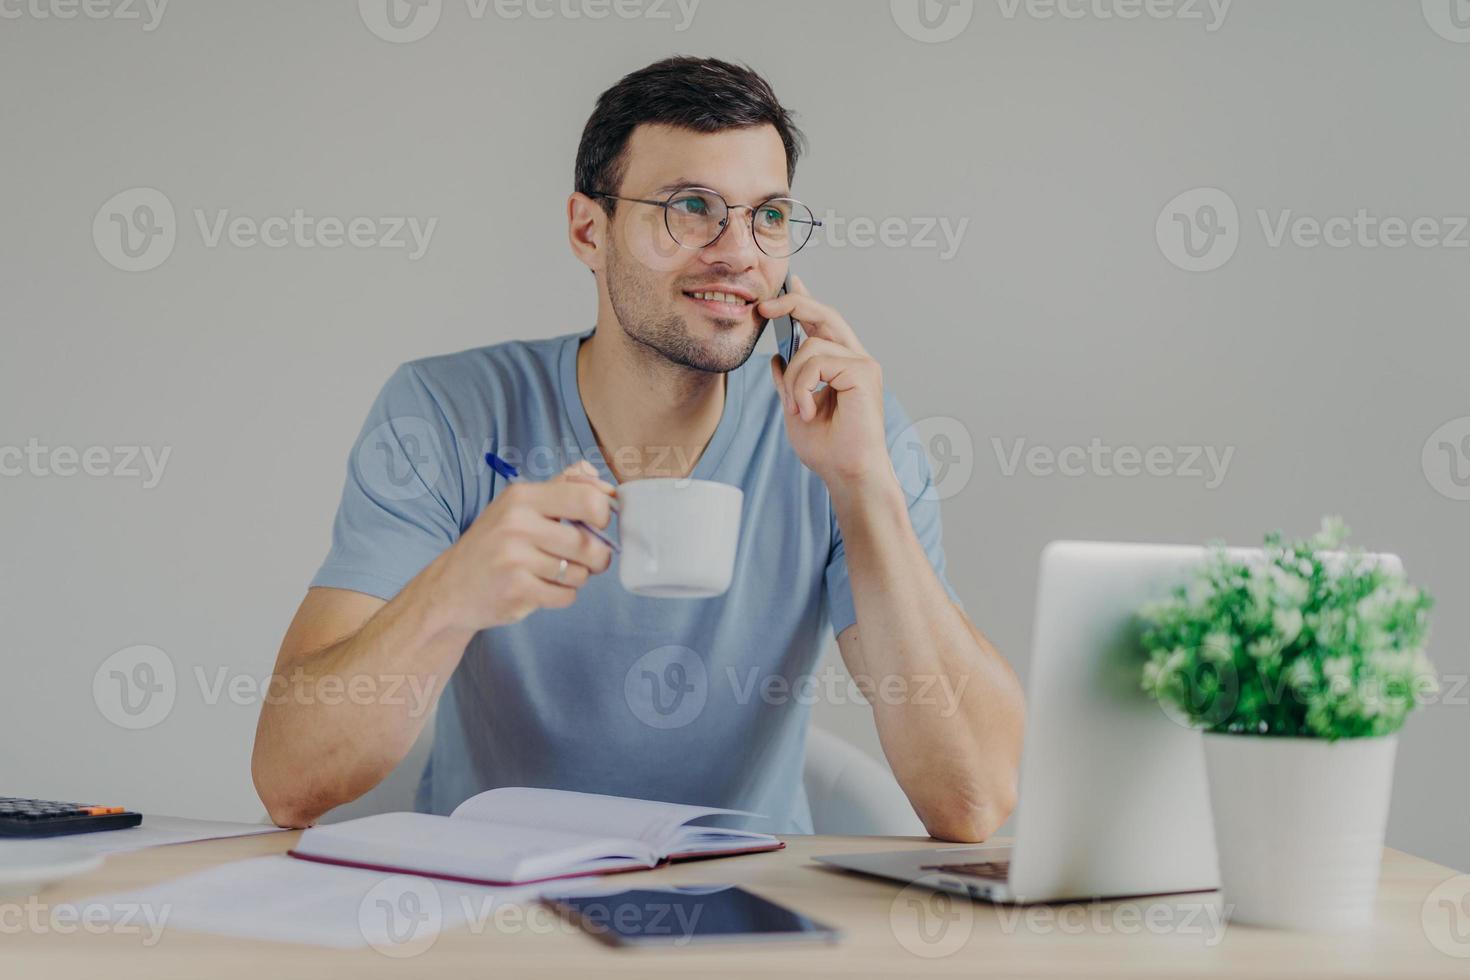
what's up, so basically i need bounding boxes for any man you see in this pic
[251,56,1023,840]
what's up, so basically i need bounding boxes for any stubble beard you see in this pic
[605,242,764,376]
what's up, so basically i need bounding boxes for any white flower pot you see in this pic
[1201,732,1397,932]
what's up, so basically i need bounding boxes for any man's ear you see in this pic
[567,192,606,274]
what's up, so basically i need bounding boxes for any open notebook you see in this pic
[287,788,784,886]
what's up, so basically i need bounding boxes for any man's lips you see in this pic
[682,288,758,318]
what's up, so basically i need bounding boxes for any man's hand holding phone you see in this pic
[760,274,892,494]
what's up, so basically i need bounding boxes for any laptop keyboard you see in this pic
[920,859,1011,881]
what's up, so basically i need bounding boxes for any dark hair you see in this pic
[575,56,805,211]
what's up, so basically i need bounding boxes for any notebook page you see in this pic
[297,811,656,882]
[451,787,754,852]
[664,825,781,855]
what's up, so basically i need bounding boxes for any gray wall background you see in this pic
[2,0,1466,872]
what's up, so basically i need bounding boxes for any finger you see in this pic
[783,337,860,415]
[784,335,854,372]
[774,292,864,355]
[755,287,867,357]
[552,460,616,496]
[792,354,873,421]
[526,517,613,574]
[781,336,848,405]
[531,480,615,528]
[515,568,580,611]
[532,550,592,589]
[555,460,620,513]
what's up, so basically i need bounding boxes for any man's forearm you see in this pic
[251,562,474,827]
[253,467,617,827]
[830,473,1025,842]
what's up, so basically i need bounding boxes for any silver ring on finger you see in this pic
[555,558,569,584]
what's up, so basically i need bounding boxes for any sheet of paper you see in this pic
[0,814,281,861]
[74,854,543,949]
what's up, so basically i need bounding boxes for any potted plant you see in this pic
[1139,517,1437,931]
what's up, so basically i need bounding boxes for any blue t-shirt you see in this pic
[312,330,958,833]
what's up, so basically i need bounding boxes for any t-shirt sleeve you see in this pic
[823,392,964,637]
[310,363,464,601]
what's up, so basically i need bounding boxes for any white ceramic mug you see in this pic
[615,478,743,598]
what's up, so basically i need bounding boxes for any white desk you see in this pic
[9,830,1469,978]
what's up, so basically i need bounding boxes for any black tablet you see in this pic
[543,885,841,948]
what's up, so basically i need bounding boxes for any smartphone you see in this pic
[542,885,841,948]
[772,275,803,367]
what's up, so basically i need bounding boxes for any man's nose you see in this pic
[700,208,762,268]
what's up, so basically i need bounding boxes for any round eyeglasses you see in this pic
[589,185,821,259]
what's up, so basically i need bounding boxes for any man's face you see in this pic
[601,123,791,374]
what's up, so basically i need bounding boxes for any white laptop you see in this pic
[815,540,1401,904]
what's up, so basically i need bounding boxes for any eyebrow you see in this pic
[650,179,793,203]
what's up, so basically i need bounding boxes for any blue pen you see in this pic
[485,451,620,553]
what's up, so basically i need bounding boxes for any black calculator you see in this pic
[0,797,142,838]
